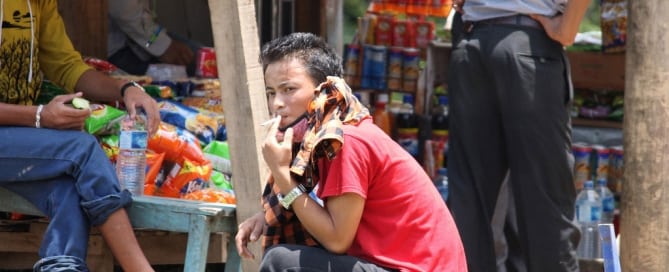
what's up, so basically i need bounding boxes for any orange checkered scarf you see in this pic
[261,76,370,251]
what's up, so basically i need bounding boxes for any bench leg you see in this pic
[184,214,211,272]
[224,231,242,272]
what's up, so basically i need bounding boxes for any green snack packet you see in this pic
[144,85,174,98]
[84,104,126,135]
[210,170,233,190]
[203,141,231,174]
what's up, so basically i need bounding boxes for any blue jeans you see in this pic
[0,127,132,271]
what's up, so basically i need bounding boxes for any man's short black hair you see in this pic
[260,32,342,86]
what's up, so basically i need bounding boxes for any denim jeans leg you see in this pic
[3,178,89,271]
[0,127,132,226]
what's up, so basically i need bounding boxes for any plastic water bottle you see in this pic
[433,168,449,202]
[116,114,148,195]
[596,178,615,224]
[575,180,602,259]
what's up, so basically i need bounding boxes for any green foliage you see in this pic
[579,0,601,33]
[343,0,370,44]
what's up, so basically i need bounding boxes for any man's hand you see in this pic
[530,0,592,47]
[158,40,194,66]
[122,86,160,135]
[453,0,465,13]
[261,116,295,194]
[41,92,90,130]
[235,211,266,259]
[530,14,574,46]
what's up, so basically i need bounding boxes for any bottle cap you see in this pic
[377,93,389,104]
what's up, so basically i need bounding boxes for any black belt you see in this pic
[464,15,543,33]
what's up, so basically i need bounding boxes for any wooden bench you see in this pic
[0,187,241,272]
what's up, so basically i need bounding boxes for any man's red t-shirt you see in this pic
[318,119,467,272]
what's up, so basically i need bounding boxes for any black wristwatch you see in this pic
[120,81,144,97]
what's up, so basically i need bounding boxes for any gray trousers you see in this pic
[447,21,580,272]
[260,244,397,272]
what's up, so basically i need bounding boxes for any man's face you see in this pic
[264,58,316,128]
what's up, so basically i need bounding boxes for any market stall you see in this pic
[0,0,266,271]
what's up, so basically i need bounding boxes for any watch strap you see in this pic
[278,184,307,209]
[120,81,144,97]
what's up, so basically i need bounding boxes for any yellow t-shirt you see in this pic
[0,0,91,105]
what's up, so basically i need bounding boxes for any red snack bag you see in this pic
[392,19,415,48]
[375,15,395,46]
[84,57,118,74]
[156,159,212,198]
[148,122,208,165]
[144,152,165,196]
[196,47,218,78]
[414,20,434,49]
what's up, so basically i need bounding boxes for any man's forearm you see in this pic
[74,70,125,102]
[561,0,593,41]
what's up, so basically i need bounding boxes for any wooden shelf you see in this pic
[572,117,622,129]
[567,51,625,91]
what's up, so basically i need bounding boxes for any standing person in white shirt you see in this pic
[447,1,591,271]
[107,0,197,75]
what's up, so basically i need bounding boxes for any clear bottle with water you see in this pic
[433,167,449,203]
[116,114,148,195]
[596,178,615,224]
[575,180,602,259]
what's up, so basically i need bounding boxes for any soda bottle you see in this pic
[575,180,602,259]
[431,95,449,170]
[433,167,449,202]
[116,114,148,195]
[596,178,615,224]
[373,100,392,136]
[396,94,419,159]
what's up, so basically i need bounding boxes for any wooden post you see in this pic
[208,0,268,270]
[620,1,669,271]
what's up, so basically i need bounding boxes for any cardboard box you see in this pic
[567,51,625,91]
